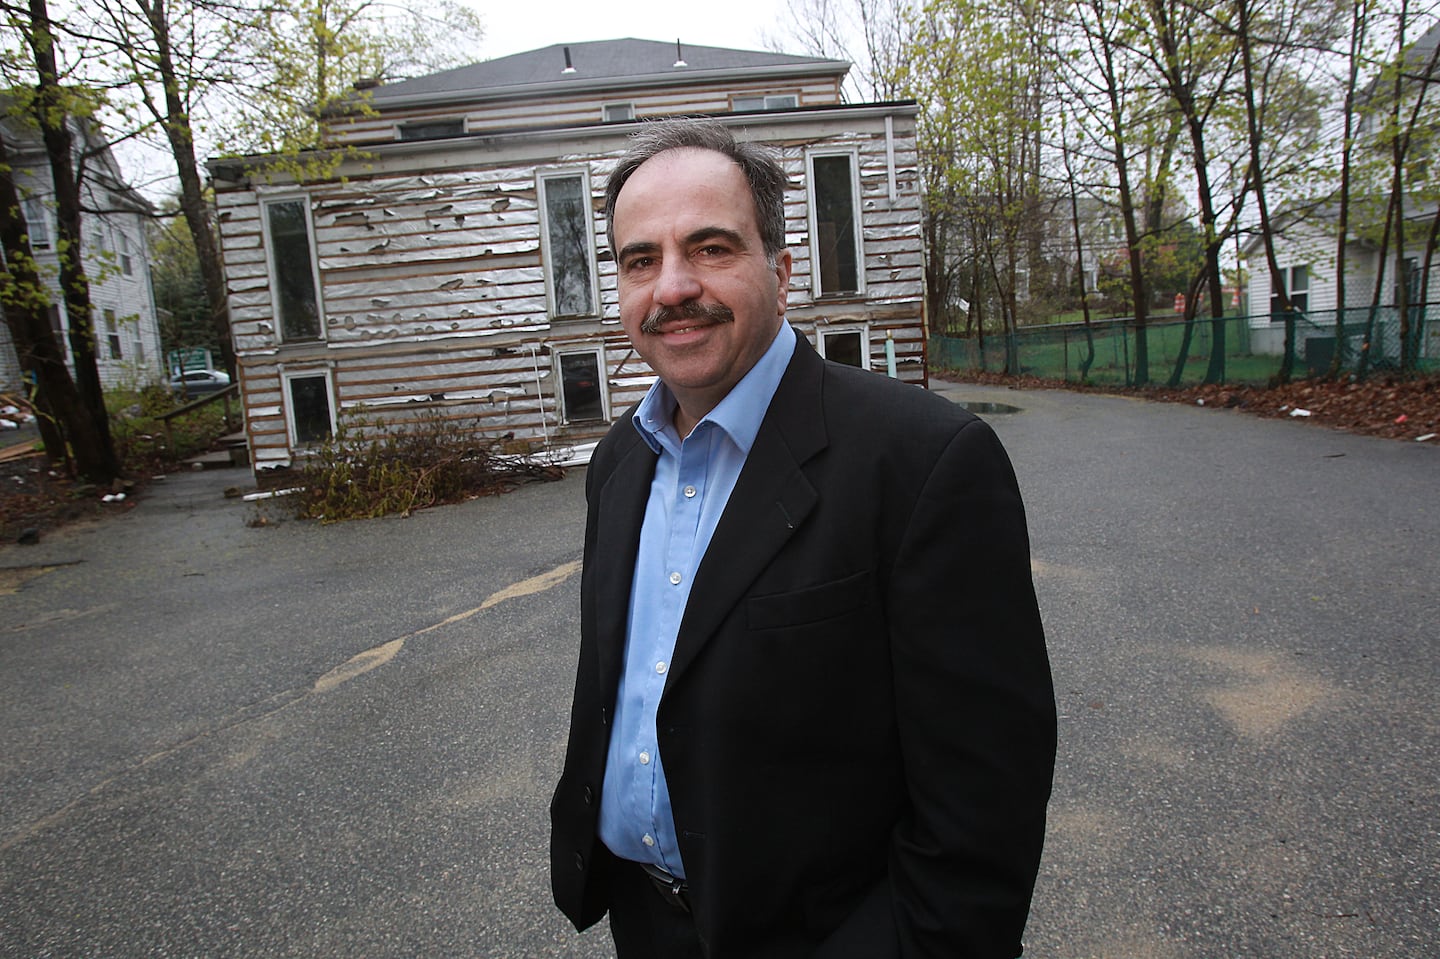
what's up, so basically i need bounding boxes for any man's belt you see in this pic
[640,861,692,913]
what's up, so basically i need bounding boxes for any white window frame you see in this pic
[732,93,799,112]
[281,367,337,449]
[1270,264,1309,321]
[261,195,327,343]
[602,102,635,123]
[806,147,866,297]
[119,232,134,275]
[102,308,123,360]
[537,168,601,320]
[816,323,871,370]
[552,344,610,424]
[21,198,50,250]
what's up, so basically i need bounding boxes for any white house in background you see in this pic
[207,38,925,472]
[1241,21,1440,372]
[1241,207,1440,371]
[0,113,163,394]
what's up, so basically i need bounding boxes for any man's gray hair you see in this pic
[604,118,788,263]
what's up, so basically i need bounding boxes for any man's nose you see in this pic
[654,255,703,306]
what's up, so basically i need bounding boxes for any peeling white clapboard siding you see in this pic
[323,77,844,147]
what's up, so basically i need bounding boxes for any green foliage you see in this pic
[288,413,557,523]
[148,212,218,357]
[216,0,486,160]
[105,384,230,469]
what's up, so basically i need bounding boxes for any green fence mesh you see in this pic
[930,307,1439,385]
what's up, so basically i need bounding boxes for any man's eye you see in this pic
[624,257,654,272]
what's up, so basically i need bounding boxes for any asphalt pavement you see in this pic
[0,383,1436,957]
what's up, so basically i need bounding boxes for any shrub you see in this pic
[287,412,561,523]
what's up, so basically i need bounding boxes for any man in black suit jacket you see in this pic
[551,118,1055,958]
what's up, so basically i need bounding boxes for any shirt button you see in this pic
[669,571,682,585]
[683,485,697,498]
[642,834,656,847]
[655,661,667,675]
[639,751,651,765]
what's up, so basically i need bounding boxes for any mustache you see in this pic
[639,301,735,335]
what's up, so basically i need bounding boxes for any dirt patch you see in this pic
[0,449,138,546]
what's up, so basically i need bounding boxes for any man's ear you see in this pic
[773,248,794,315]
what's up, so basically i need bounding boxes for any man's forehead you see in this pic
[613,148,754,235]
[619,147,744,198]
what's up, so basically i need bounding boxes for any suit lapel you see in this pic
[666,338,830,686]
[592,426,658,697]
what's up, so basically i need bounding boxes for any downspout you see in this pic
[529,343,549,444]
[885,115,898,205]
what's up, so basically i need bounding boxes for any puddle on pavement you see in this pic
[958,401,1023,415]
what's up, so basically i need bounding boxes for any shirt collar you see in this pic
[632,321,797,455]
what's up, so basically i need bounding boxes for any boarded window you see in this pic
[264,198,323,341]
[820,328,866,368]
[539,172,598,318]
[557,349,606,423]
[398,119,464,141]
[104,309,122,360]
[810,153,862,295]
[286,373,333,446]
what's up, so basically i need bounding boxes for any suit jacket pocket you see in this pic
[746,568,874,630]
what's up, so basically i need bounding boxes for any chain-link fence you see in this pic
[930,306,1439,385]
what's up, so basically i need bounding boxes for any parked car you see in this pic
[170,369,232,396]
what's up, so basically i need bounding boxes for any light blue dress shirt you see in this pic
[597,322,798,878]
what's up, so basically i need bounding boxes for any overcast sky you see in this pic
[467,1,789,61]
[119,2,820,198]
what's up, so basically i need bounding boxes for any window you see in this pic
[119,233,133,275]
[263,197,324,341]
[103,309,122,360]
[1269,265,1308,321]
[555,347,608,423]
[818,327,868,369]
[283,371,335,447]
[398,119,465,141]
[602,102,634,122]
[48,305,66,357]
[808,151,864,296]
[733,94,799,112]
[21,199,49,250]
[538,171,599,318]
[1396,257,1421,306]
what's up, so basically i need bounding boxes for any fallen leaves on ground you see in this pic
[951,371,1440,443]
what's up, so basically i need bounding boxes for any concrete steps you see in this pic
[185,432,249,470]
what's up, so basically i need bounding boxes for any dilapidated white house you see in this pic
[0,113,163,394]
[208,38,925,471]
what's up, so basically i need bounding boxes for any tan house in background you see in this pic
[208,38,925,471]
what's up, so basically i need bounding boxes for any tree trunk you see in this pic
[138,0,235,378]
[1236,0,1296,384]
[26,0,121,482]
[0,136,104,478]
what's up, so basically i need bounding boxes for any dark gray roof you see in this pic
[369,38,848,104]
